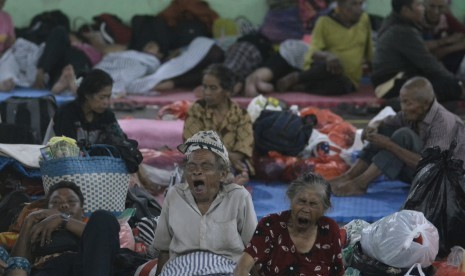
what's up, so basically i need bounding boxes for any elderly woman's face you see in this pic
[202,74,228,108]
[85,85,112,114]
[185,149,227,204]
[290,187,325,229]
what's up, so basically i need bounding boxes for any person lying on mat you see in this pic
[5,180,120,276]
[183,64,254,185]
[152,130,257,276]
[243,0,372,97]
[234,172,344,276]
[330,76,465,196]
[52,68,128,147]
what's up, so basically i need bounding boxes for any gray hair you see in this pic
[286,172,332,210]
[401,76,436,104]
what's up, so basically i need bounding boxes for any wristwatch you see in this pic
[60,213,71,229]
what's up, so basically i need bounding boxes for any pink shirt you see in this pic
[0,10,15,55]
[72,42,103,66]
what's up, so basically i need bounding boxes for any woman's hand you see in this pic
[29,213,62,246]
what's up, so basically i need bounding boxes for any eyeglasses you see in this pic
[185,163,217,174]
[49,199,81,207]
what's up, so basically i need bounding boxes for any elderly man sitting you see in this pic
[153,130,257,276]
[331,76,465,196]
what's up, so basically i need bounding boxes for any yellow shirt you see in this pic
[303,12,373,88]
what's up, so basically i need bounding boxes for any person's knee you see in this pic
[87,210,119,232]
[390,127,421,149]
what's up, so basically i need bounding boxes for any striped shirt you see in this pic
[160,251,235,276]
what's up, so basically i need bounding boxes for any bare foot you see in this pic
[0,78,15,91]
[329,173,352,188]
[256,80,274,93]
[154,80,174,91]
[232,82,243,96]
[332,180,367,196]
[33,69,47,89]
[51,65,77,94]
[276,71,300,92]
[244,75,260,97]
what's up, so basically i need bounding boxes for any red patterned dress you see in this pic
[244,210,344,276]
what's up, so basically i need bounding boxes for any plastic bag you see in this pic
[404,263,425,276]
[246,95,285,123]
[402,142,465,257]
[360,210,439,268]
[118,208,136,251]
[157,100,191,120]
[448,246,465,267]
[351,241,406,276]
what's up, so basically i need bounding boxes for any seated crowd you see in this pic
[0,0,464,275]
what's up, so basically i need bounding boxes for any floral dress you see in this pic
[244,210,344,276]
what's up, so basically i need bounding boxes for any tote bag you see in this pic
[40,145,130,214]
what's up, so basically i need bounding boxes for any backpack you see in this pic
[17,10,70,44]
[0,96,57,144]
[253,110,316,156]
[92,13,132,45]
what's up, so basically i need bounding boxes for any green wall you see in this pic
[4,0,268,29]
[5,0,465,30]
[365,0,465,22]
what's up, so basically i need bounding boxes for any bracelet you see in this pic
[0,246,9,262]
[6,256,31,274]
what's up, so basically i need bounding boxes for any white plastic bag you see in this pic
[360,210,439,268]
[404,263,425,276]
[246,95,283,123]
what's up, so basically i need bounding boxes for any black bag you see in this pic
[402,141,465,257]
[108,138,143,174]
[126,186,162,225]
[350,242,408,276]
[102,126,143,173]
[0,96,57,144]
[17,10,70,44]
[253,110,316,156]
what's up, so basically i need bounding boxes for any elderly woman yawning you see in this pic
[234,172,344,276]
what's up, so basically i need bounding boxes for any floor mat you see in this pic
[0,89,75,106]
[114,84,381,109]
[250,178,410,224]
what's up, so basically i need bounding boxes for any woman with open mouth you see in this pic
[152,130,257,276]
[234,172,344,276]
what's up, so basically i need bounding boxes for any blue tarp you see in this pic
[250,177,410,224]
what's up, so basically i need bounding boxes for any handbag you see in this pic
[39,145,130,214]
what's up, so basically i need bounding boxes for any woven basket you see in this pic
[40,145,130,214]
